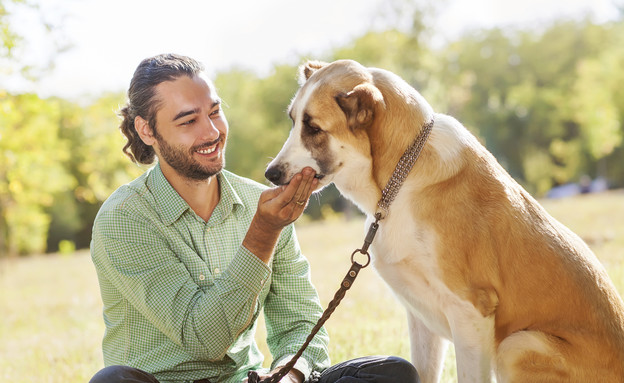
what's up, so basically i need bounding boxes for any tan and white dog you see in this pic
[265,59,624,383]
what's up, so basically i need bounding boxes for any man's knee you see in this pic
[320,355,419,383]
[381,356,419,382]
[89,365,160,383]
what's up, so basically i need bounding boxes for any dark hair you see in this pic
[119,53,205,164]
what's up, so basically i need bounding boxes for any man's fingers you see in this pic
[292,179,317,210]
[269,168,315,209]
[242,374,270,383]
[256,168,318,230]
[275,173,303,208]
[300,172,317,200]
[291,168,316,206]
[261,185,285,201]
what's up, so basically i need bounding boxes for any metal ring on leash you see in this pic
[350,249,371,268]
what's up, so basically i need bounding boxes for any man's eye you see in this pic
[210,109,221,117]
[181,119,195,126]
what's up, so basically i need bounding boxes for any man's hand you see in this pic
[242,167,318,263]
[243,368,304,383]
[255,167,317,231]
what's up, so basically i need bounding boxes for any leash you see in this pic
[248,118,434,383]
[248,243,373,383]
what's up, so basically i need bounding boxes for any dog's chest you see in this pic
[369,215,455,339]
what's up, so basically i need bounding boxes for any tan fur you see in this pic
[266,60,624,383]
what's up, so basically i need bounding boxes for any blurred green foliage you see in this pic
[1,2,624,256]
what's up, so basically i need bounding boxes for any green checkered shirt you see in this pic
[91,164,330,383]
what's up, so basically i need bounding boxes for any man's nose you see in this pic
[199,117,220,140]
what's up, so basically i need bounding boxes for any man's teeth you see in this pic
[197,146,216,154]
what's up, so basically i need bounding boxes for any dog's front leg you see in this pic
[407,312,447,383]
[450,314,495,383]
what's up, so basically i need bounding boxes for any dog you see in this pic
[264,59,624,382]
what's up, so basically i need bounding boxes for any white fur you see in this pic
[495,331,564,382]
[270,81,323,178]
[370,208,495,383]
[330,144,379,214]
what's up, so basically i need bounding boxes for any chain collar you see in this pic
[376,118,434,220]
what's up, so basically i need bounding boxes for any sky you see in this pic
[2,0,620,99]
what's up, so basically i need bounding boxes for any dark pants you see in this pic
[317,356,419,382]
[89,356,419,383]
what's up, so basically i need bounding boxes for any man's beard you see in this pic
[155,134,225,181]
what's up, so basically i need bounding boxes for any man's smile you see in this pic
[193,137,222,158]
[196,146,217,155]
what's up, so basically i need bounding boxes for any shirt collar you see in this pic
[214,169,245,224]
[147,163,245,225]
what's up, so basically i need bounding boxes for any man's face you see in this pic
[151,73,228,181]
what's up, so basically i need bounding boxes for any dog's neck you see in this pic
[332,152,382,216]
[371,112,433,190]
[331,117,435,217]
[334,72,472,217]
[334,112,472,218]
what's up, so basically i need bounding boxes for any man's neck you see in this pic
[160,163,221,222]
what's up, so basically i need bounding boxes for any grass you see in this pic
[1,191,623,382]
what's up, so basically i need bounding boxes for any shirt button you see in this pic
[199,274,205,281]
[213,268,220,275]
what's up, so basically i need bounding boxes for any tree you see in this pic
[215,65,299,183]
[1,0,78,256]
[0,94,74,255]
[436,20,622,195]
[45,93,145,252]
[0,0,24,60]
[1,0,71,85]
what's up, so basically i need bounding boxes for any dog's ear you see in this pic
[298,61,328,85]
[335,83,384,131]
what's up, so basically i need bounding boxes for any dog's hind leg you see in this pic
[407,312,447,383]
[495,331,569,383]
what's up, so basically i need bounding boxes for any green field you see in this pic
[1,191,623,382]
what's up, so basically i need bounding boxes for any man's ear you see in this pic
[134,116,157,146]
[335,83,384,131]
[298,61,328,86]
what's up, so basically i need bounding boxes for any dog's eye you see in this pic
[304,122,322,135]
[302,113,323,136]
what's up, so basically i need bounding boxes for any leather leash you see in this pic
[248,118,434,383]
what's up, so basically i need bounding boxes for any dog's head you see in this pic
[265,60,385,190]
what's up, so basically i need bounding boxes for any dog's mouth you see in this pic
[285,173,324,185]
[265,163,326,186]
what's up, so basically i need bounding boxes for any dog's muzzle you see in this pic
[265,165,286,185]
[265,165,324,186]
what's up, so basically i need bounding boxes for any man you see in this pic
[89,53,418,383]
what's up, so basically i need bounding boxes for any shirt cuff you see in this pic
[273,355,311,380]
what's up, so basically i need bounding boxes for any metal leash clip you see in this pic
[350,213,380,269]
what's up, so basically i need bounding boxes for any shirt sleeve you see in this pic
[263,224,331,377]
[91,207,271,361]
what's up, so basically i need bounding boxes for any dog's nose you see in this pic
[265,166,283,185]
